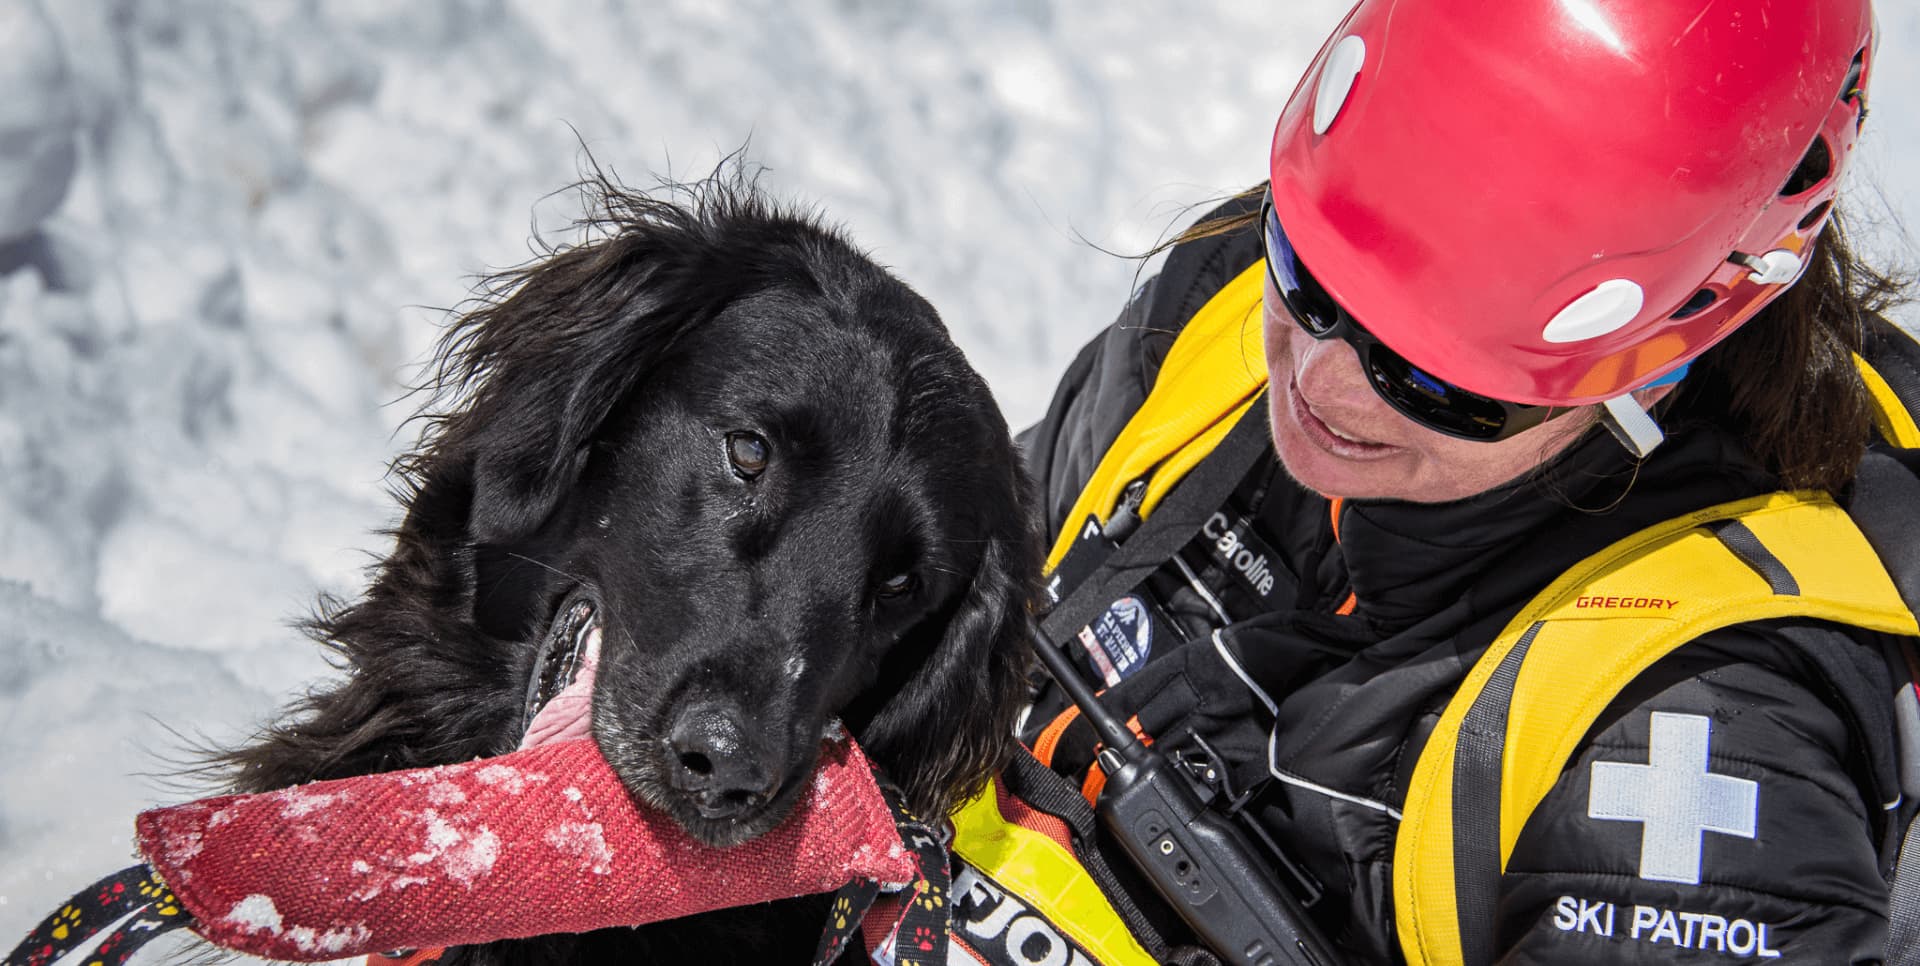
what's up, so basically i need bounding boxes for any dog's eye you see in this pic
[875,573,918,600]
[725,431,770,479]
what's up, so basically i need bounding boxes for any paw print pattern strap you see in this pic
[4,865,190,966]
[815,879,884,965]
[813,783,952,966]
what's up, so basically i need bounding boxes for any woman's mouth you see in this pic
[1286,377,1399,460]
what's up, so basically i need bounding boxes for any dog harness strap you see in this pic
[4,865,190,966]
[815,880,883,966]
[816,783,953,966]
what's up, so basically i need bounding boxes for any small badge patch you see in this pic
[1588,712,1759,885]
[1076,596,1153,687]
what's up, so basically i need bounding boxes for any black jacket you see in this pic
[1018,194,1903,963]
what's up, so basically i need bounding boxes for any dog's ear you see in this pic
[859,506,1040,821]
[440,240,702,546]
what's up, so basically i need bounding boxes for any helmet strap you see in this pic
[1600,394,1665,458]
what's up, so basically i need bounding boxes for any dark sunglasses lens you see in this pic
[1364,349,1511,440]
[1263,205,1341,336]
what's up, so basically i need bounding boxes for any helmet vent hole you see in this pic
[1797,200,1833,233]
[1843,50,1869,130]
[1841,50,1865,103]
[1670,289,1718,320]
[1781,137,1831,197]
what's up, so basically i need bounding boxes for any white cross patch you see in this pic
[1588,712,1758,885]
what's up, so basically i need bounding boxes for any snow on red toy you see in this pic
[7,733,916,965]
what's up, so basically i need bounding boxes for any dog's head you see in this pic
[417,175,1038,845]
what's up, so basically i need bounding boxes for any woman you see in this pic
[1008,0,1918,962]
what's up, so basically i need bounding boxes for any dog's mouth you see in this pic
[519,595,829,847]
[519,594,602,750]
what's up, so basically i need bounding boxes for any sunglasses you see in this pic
[1260,194,1562,442]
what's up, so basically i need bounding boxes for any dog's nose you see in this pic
[665,703,779,818]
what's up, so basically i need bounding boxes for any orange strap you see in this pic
[1032,702,1152,807]
[1030,703,1082,768]
[1079,716,1150,806]
[1328,499,1358,615]
[367,950,444,966]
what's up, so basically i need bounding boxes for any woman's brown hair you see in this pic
[1666,210,1910,491]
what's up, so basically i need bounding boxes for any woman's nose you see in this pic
[1291,329,1374,405]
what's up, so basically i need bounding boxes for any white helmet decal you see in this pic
[1313,36,1366,135]
[1542,278,1644,344]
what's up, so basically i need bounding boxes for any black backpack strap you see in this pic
[1040,396,1272,644]
[1886,629,1920,966]
[1891,675,1920,966]
[1849,449,1920,616]
[1847,449,1920,964]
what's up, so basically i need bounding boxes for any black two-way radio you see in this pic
[1027,624,1342,966]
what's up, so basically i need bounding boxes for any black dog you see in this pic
[220,172,1039,963]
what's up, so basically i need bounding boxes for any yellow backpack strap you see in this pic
[1858,351,1920,448]
[1044,262,1269,572]
[1394,492,1920,966]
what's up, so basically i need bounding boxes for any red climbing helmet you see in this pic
[1267,0,1876,406]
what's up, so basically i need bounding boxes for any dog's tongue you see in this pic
[520,624,601,750]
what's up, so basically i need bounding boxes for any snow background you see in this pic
[0,0,1914,956]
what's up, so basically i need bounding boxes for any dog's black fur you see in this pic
[220,172,1039,963]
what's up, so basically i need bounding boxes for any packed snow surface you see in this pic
[2,1,1917,959]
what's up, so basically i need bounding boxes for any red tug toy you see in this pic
[8,734,920,966]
